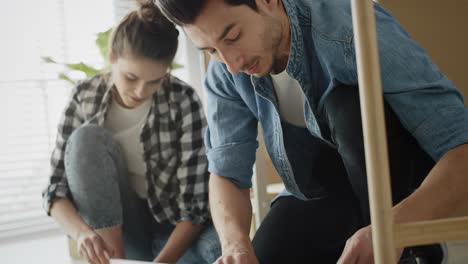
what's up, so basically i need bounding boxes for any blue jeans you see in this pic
[65,125,221,263]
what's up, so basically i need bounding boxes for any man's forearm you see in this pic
[209,174,253,252]
[393,143,468,223]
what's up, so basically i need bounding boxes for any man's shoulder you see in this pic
[291,0,354,43]
[206,60,233,81]
[294,0,400,42]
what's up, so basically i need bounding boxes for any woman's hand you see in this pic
[77,230,114,264]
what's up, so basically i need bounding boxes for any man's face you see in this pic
[185,0,288,77]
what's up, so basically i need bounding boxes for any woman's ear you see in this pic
[108,50,118,64]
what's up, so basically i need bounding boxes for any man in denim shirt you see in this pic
[157,0,468,263]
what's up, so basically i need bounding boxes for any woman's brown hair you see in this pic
[109,1,179,64]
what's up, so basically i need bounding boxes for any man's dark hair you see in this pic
[156,0,257,26]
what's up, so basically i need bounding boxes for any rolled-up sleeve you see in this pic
[175,88,211,224]
[344,4,468,161]
[42,84,85,215]
[204,61,259,188]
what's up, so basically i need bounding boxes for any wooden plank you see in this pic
[350,0,396,263]
[395,216,468,248]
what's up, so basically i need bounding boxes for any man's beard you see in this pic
[265,17,287,74]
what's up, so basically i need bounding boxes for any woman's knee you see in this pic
[66,125,116,158]
[65,124,123,188]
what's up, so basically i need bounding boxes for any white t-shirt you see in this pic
[270,70,306,127]
[105,95,152,198]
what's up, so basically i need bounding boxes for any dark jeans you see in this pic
[252,85,437,263]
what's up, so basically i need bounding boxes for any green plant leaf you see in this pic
[42,26,185,87]
[170,62,184,70]
[58,73,76,85]
[96,28,112,60]
[41,56,58,64]
[65,62,100,77]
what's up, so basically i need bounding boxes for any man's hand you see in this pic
[77,230,114,264]
[337,225,403,264]
[337,225,374,264]
[214,247,259,264]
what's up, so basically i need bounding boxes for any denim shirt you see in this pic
[204,0,468,200]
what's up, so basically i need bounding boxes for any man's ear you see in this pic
[256,0,282,14]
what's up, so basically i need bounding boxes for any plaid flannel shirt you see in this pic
[42,73,210,225]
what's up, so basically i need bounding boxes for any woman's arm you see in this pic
[156,84,210,262]
[173,86,211,225]
[50,198,93,241]
[42,83,86,215]
[154,220,203,263]
[44,76,118,264]
[51,198,116,264]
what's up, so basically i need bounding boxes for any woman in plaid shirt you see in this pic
[42,3,220,264]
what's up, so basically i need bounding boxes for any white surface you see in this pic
[111,259,160,264]
[0,232,81,264]
[266,183,284,194]
[0,232,467,263]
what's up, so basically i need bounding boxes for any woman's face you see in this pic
[111,54,169,108]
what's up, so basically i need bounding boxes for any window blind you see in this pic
[0,0,198,240]
[0,0,113,239]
